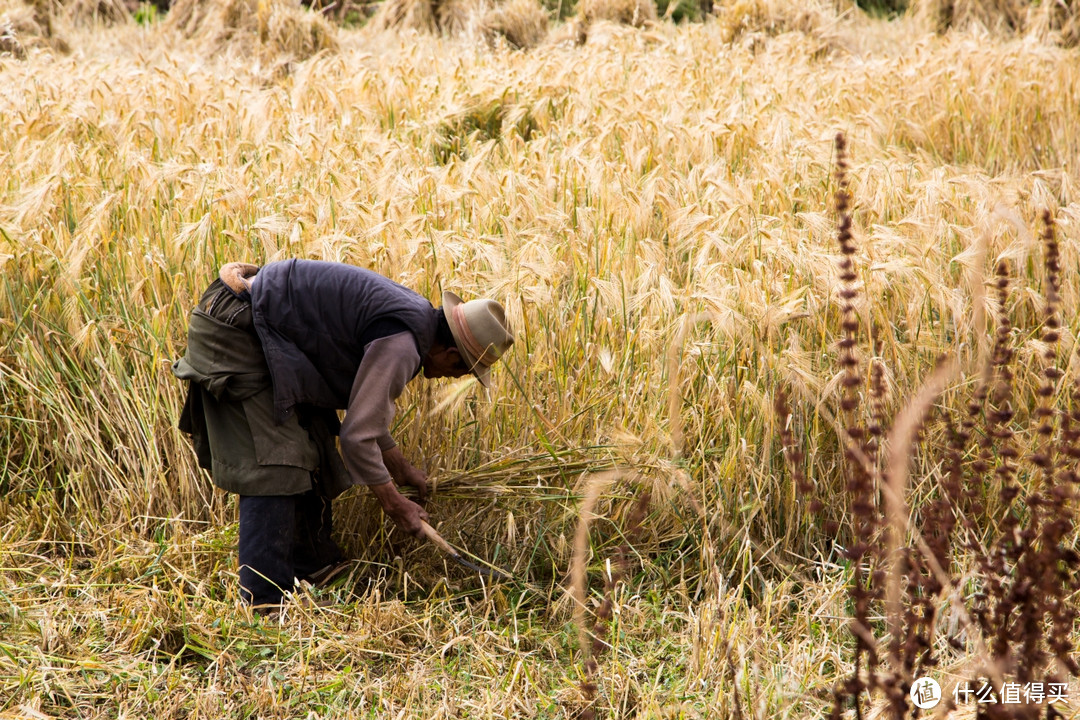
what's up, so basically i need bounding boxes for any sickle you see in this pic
[419,521,514,582]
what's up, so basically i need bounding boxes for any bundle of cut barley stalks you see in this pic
[578,0,657,27]
[425,448,615,498]
[914,0,1080,46]
[0,0,69,55]
[370,0,549,48]
[166,0,337,60]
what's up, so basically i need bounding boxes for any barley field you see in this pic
[1,0,1079,717]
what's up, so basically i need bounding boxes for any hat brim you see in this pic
[442,290,492,387]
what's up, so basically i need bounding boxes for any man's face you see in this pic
[423,345,472,379]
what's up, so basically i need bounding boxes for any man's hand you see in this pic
[382,446,429,504]
[369,481,429,537]
[396,464,429,504]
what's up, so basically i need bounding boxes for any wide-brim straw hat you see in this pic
[442,291,515,387]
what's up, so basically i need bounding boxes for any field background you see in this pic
[1,1,1079,717]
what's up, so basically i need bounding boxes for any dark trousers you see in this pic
[237,489,343,606]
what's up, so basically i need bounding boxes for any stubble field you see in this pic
[1,3,1079,718]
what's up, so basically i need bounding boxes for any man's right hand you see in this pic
[369,481,429,537]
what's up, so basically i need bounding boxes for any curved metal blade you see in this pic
[419,520,514,582]
[447,553,514,582]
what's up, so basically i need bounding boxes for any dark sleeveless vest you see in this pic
[250,259,438,421]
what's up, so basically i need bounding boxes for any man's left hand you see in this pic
[382,446,429,504]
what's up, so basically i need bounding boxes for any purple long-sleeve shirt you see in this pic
[338,332,421,486]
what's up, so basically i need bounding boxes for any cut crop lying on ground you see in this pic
[1,7,1078,719]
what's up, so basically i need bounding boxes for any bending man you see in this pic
[173,259,514,610]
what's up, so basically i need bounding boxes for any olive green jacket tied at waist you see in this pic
[173,274,351,499]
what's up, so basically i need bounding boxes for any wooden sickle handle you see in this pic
[419,520,460,558]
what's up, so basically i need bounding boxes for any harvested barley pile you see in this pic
[370,0,497,36]
[437,0,486,34]
[579,0,657,25]
[0,0,69,55]
[370,0,545,44]
[368,0,440,31]
[546,13,588,43]
[166,0,337,60]
[62,0,132,25]
[914,0,1080,46]
[712,0,837,44]
[476,0,548,47]
[913,0,1025,35]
